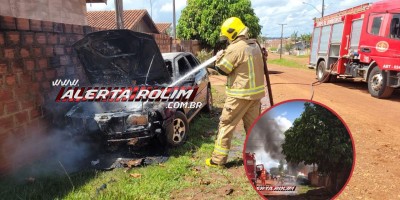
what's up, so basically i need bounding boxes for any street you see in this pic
[266,57,400,200]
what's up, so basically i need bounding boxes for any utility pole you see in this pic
[173,0,176,39]
[322,0,325,17]
[150,0,153,18]
[115,0,124,29]
[279,24,286,59]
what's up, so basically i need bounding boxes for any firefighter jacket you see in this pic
[216,37,266,100]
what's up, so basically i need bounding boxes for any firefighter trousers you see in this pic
[211,96,261,165]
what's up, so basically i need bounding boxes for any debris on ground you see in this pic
[122,158,144,168]
[129,173,142,178]
[225,188,234,195]
[96,183,107,194]
[199,179,211,185]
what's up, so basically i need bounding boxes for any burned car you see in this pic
[66,30,212,148]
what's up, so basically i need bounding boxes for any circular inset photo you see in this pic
[243,100,355,200]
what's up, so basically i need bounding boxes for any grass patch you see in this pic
[0,87,258,200]
[268,58,306,69]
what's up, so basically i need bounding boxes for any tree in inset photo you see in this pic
[282,102,353,194]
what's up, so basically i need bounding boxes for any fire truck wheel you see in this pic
[317,60,331,83]
[164,111,189,147]
[368,66,394,98]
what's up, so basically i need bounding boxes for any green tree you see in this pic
[290,31,298,43]
[281,102,353,192]
[177,0,261,50]
[300,33,312,48]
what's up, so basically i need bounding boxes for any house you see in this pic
[0,0,106,25]
[86,9,160,34]
[155,23,172,35]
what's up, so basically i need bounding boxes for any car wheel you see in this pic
[368,66,394,98]
[317,60,331,83]
[166,111,189,146]
[203,87,213,113]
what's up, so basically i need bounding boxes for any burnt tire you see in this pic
[368,66,394,98]
[203,87,213,113]
[317,60,332,83]
[165,111,189,147]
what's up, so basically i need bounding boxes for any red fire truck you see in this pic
[245,152,268,185]
[309,0,400,98]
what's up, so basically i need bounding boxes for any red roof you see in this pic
[86,9,159,33]
[155,23,171,33]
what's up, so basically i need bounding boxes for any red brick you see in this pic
[31,83,40,93]
[45,46,54,57]
[20,48,30,58]
[5,101,19,114]
[64,24,72,33]
[41,82,50,90]
[17,73,31,84]
[72,25,83,34]
[56,67,65,77]
[11,61,24,74]
[30,107,42,119]
[42,21,53,32]
[22,32,34,45]
[5,75,16,86]
[0,16,16,30]
[0,33,4,45]
[53,23,64,33]
[0,89,13,102]
[20,100,35,110]
[60,56,70,65]
[37,59,48,69]
[15,111,29,124]
[54,46,64,55]
[35,33,46,45]
[0,102,3,116]
[4,48,14,59]
[29,19,42,31]
[44,69,56,80]
[14,85,31,99]
[65,47,72,54]
[59,35,67,44]
[0,62,8,75]
[6,31,20,46]
[35,71,43,81]
[24,59,35,71]
[47,33,58,44]
[33,48,42,57]
[16,18,30,31]
[0,116,14,130]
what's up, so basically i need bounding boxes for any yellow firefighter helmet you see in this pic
[220,17,247,41]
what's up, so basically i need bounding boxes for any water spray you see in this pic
[168,56,217,87]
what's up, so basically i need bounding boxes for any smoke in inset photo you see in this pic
[244,100,355,200]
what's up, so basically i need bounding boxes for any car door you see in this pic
[185,54,208,118]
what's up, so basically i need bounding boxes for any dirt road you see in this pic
[266,63,400,200]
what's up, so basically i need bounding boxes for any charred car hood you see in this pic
[73,30,172,86]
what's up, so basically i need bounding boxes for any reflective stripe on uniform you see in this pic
[218,58,234,72]
[248,56,256,88]
[226,85,264,97]
[213,145,229,155]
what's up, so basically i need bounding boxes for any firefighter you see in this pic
[206,17,265,167]
[260,168,267,187]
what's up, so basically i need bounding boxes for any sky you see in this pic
[86,0,377,37]
[245,101,307,170]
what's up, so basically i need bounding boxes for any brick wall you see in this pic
[0,15,99,174]
[151,33,172,53]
